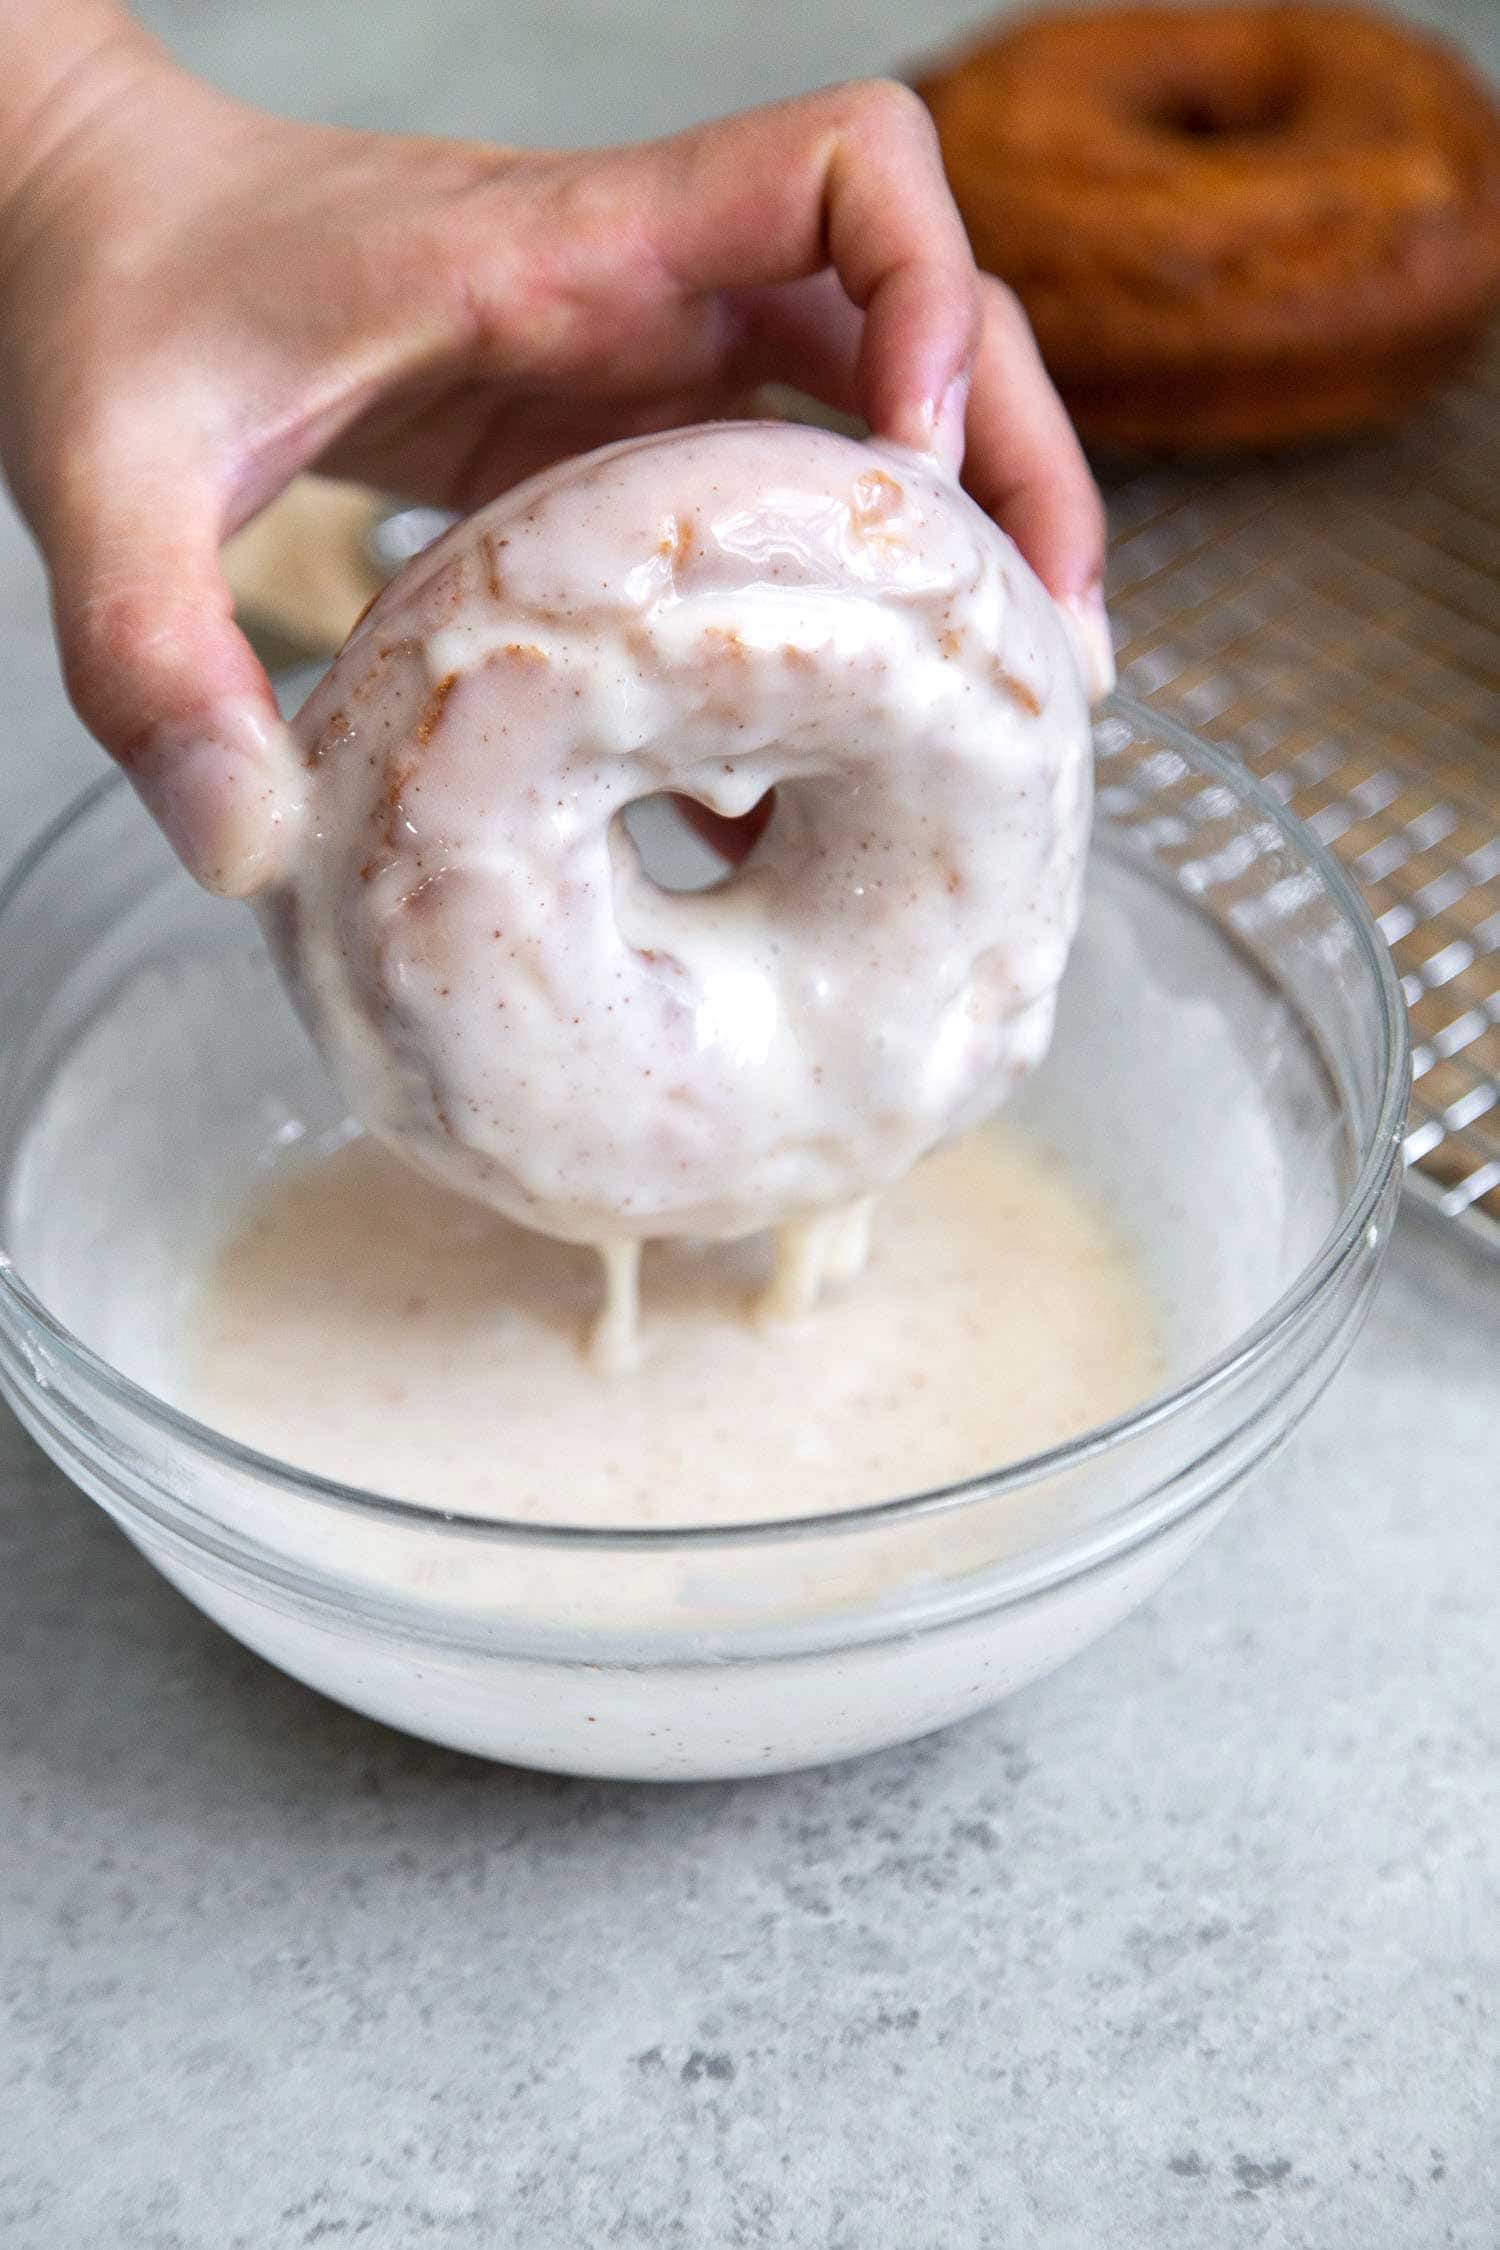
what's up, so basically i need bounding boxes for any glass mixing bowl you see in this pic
[0,698,1407,1780]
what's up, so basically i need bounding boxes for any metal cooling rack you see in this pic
[1103,331,1500,1257]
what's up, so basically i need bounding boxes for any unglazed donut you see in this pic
[268,423,1092,1354]
[919,3,1500,453]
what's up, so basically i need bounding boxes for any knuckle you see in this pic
[440,160,628,366]
[838,77,938,150]
[980,274,1035,341]
[63,580,203,760]
[62,585,159,736]
[426,204,515,351]
[542,159,623,237]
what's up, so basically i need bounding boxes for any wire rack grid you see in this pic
[1103,333,1500,1256]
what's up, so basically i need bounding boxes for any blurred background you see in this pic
[121,0,1500,139]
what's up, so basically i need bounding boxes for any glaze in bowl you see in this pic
[0,698,1407,1778]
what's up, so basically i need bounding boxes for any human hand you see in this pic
[0,9,1106,895]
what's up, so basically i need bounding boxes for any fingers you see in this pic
[731,267,1114,693]
[340,87,1100,635]
[961,278,1108,602]
[613,97,1107,662]
[630,83,980,464]
[42,459,304,894]
[1053,582,1117,705]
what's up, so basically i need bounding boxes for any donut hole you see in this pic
[1141,73,1303,141]
[620,790,777,895]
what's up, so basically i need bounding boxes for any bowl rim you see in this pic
[0,695,1410,1551]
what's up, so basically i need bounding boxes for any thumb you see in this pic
[44,468,305,896]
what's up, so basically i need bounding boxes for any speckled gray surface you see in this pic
[1,3,1498,2244]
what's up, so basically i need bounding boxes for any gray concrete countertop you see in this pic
[2,4,1498,2244]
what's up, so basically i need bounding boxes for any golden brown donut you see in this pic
[919,3,1500,453]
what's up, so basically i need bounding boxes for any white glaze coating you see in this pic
[266,423,1092,1252]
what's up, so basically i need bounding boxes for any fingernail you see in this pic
[925,372,971,476]
[129,702,306,897]
[1058,584,1116,706]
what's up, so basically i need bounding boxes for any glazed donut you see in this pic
[919,3,1500,453]
[269,424,1091,1355]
